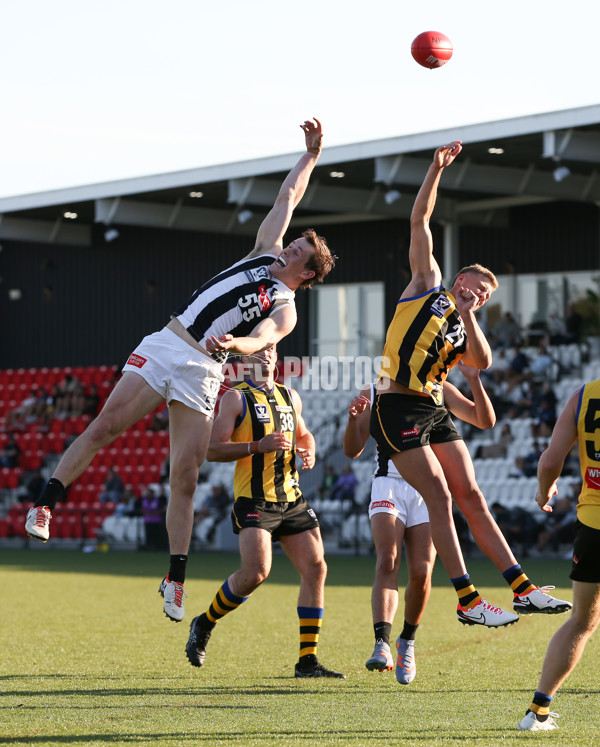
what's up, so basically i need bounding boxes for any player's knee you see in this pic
[168,466,198,499]
[458,487,487,515]
[570,612,598,636]
[424,484,453,512]
[411,567,432,591]
[87,411,123,447]
[301,555,326,583]
[376,549,399,576]
[249,564,270,587]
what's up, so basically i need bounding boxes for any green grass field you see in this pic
[1,548,598,746]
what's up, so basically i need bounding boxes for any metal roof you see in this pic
[1,104,600,246]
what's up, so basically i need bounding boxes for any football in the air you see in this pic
[411,31,453,69]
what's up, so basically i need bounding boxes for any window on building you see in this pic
[310,282,385,358]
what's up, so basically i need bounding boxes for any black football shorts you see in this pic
[231,494,319,541]
[570,520,600,583]
[370,392,461,459]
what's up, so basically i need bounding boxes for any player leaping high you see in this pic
[25,118,336,624]
[370,141,570,627]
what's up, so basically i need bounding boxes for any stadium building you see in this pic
[1,103,599,368]
[1,104,599,550]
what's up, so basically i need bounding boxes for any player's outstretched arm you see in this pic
[343,387,371,459]
[245,118,323,259]
[205,305,297,358]
[443,361,495,429]
[535,388,579,512]
[403,141,462,297]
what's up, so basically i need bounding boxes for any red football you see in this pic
[411,31,453,69]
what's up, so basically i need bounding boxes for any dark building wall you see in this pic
[1,218,416,368]
[1,202,597,369]
[459,202,600,276]
[1,225,251,368]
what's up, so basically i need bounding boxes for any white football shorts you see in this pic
[122,327,224,418]
[368,475,429,527]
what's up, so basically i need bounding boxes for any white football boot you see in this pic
[25,506,52,542]
[513,586,572,615]
[158,577,187,622]
[457,598,519,627]
[518,710,559,731]
[365,639,393,672]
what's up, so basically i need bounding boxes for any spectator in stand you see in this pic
[490,312,522,350]
[530,382,558,438]
[565,304,583,344]
[529,343,553,380]
[486,347,511,386]
[329,464,358,504]
[29,388,49,422]
[141,484,168,551]
[547,313,568,346]
[69,384,87,417]
[491,502,541,559]
[514,441,545,478]
[41,385,60,424]
[536,492,578,554]
[54,373,81,418]
[99,467,125,505]
[504,345,530,391]
[194,483,231,543]
[475,423,514,459]
[319,464,339,499]
[83,385,100,417]
[531,401,557,440]
[112,495,129,518]
[7,390,39,430]
[0,433,21,468]
[560,444,580,477]
[124,486,143,517]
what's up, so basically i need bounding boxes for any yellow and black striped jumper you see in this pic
[575,379,600,531]
[525,379,600,722]
[378,285,537,609]
[196,380,324,667]
[379,284,467,404]
[231,380,301,504]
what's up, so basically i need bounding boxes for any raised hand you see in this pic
[300,118,323,153]
[433,140,462,169]
[454,285,479,314]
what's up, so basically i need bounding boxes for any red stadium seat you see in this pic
[0,468,20,489]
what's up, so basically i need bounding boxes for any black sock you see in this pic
[298,653,318,668]
[374,621,392,646]
[168,554,188,584]
[197,612,216,632]
[35,478,65,511]
[400,621,419,641]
